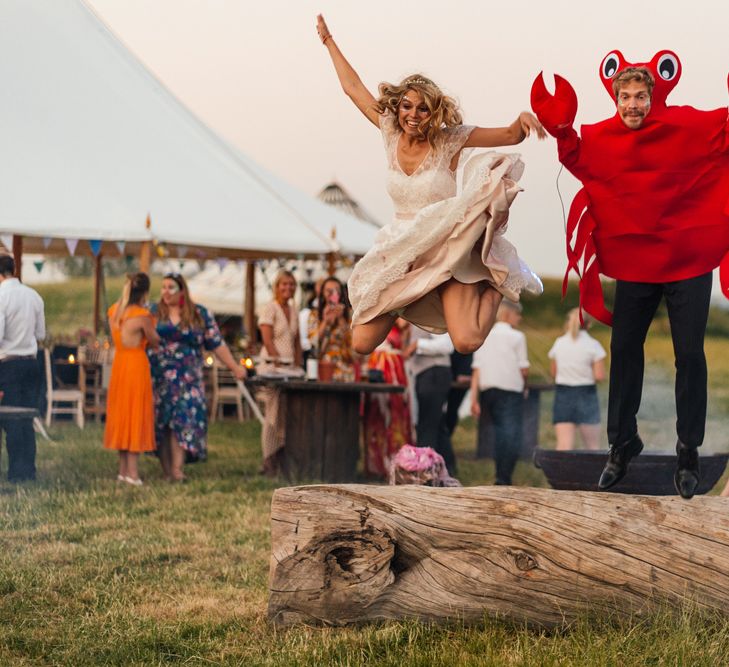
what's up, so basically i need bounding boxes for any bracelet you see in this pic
[322,33,332,44]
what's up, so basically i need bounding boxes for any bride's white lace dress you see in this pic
[348,112,543,333]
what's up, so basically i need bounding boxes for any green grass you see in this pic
[6,276,727,664]
[1,412,729,665]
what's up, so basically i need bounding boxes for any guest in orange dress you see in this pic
[104,273,159,486]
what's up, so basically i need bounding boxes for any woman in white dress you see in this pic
[317,15,545,356]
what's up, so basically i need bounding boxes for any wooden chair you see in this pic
[78,345,107,423]
[209,361,244,422]
[44,349,84,428]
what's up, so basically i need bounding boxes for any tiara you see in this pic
[405,77,430,86]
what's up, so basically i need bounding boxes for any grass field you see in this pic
[0,276,727,665]
[2,417,729,666]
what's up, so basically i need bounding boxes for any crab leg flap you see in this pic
[563,189,613,326]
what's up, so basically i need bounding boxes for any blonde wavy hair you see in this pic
[376,74,463,147]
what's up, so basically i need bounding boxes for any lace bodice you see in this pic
[380,112,474,220]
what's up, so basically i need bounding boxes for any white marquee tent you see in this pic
[0,0,376,259]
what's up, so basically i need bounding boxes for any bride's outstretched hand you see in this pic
[316,14,332,44]
[519,112,547,140]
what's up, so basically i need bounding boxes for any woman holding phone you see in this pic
[307,276,354,381]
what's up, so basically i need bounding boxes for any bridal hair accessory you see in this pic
[405,77,431,86]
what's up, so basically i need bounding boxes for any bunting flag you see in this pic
[178,260,185,270]
[115,241,126,255]
[177,245,188,258]
[33,260,45,274]
[88,240,102,257]
[0,235,12,251]
[65,238,79,256]
[215,258,229,271]
[42,237,53,249]
[197,259,206,271]
[236,259,245,268]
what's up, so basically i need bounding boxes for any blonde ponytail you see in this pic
[565,308,582,339]
[111,276,133,328]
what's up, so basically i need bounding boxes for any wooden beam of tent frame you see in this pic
[7,234,354,339]
[12,235,349,262]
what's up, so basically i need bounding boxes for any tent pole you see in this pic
[12,235,23,280]
[245,261,256,348]
[93,253,103,336]
[139,241,151,274]
[327,252,336,277]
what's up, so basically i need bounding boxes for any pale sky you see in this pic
[86,0,729,277]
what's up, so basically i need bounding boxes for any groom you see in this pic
[532,57,729,499]
[595,67,711,499]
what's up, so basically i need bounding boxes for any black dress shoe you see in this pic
[598,434,644,491]
[674,441,700,500]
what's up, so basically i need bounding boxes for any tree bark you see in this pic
[268,485,729,627]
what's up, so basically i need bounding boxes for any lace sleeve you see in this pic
[440,124,475,165]
[379,110,399,152]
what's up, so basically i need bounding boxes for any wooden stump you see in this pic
[268,485,729,627]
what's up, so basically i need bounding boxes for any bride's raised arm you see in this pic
[316,14,380,128]
[464,111,546,148]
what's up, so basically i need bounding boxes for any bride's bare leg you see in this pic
[352,314,397,355]
[441,279,503,354]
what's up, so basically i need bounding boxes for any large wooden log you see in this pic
[268,485,729,627]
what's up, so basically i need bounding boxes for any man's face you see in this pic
[616,80,652,130]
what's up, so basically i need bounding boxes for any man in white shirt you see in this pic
[470,301,529,485]
[0,255,45,481]
[405,327,456,473]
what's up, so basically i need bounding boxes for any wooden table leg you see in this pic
[283,390,360,482]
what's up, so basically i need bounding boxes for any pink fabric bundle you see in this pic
[388,444,461,487]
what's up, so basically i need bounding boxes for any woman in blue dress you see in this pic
[148,273,246,482]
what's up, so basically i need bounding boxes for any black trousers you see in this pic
[607,272,712,449]
[0,358,40,481]
[415,366,456,473]
[479,388,523,484]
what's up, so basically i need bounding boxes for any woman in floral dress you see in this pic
[148,273,245,482]
[307,276,354,381]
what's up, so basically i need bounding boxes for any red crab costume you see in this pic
[531,50,729,325]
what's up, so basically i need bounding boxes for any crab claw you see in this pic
[530,72,578,138]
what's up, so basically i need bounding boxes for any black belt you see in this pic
[0,355,36,363]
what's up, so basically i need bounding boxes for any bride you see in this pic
[317,15,545,354]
